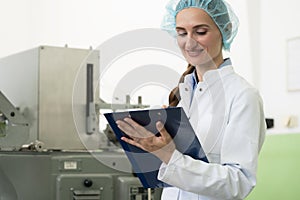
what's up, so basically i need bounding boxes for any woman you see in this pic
[116,0,266,199]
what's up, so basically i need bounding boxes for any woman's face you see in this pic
[176,7,223,67]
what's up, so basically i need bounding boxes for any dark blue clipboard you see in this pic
[104,107,208,188]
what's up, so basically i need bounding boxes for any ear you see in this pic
[224,22,232,39]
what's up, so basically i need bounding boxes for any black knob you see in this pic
[83,179,93,187]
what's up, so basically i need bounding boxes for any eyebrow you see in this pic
[176,24,210,31]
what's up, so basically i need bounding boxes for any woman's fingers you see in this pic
[156,121,176,153]
[117,118,152,138]
[121,136,145,150]
[123,118,153,138]
[156,121,166,136]
[156,121,173,142]
[116,119,136,135]
[117,119,175,158]
[116,118,152,147]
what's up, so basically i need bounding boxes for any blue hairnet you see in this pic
[161,0,239,50]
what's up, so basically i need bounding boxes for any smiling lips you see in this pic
[186,49,204,57]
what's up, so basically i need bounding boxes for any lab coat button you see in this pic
[199,88,202,92]
[185,88,188,91]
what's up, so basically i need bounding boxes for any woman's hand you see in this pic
[116,117,175,164]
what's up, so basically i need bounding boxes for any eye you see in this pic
[177,32,187,37]
[196,31,207,36]
[176,30,187,37]
[195,28,208,36]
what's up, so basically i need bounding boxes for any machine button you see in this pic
[83,179,93,187]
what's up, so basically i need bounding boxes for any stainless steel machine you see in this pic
[0,46,162,200]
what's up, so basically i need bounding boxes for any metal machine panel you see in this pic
[56,174,113,200]
[116,177,162,200]
[0,152,52,200]
[37,46,99,150]
[0,46,162,200]
[0,48,39,149]
[0,151,154,200]
[0,46,101,150]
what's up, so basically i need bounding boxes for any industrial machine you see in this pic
[0,46,162,200]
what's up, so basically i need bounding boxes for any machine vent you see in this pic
[72,189,101,200]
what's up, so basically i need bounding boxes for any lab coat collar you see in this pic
[189,58,232,86]
[179,65,234,115]
[183,65,234,89]
[202,65,234,86]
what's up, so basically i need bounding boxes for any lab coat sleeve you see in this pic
[158,88,266,200]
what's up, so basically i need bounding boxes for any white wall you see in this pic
[0,0,252,73]
[227,0,254,85]
[259,0,300,131]
[0,0,169,57]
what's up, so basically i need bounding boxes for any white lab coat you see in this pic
[158,65,266,200]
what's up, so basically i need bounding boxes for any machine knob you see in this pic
[83,179,93,187]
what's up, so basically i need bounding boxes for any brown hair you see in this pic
[169,64,195,106]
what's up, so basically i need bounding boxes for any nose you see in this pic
[185,35,198,51]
